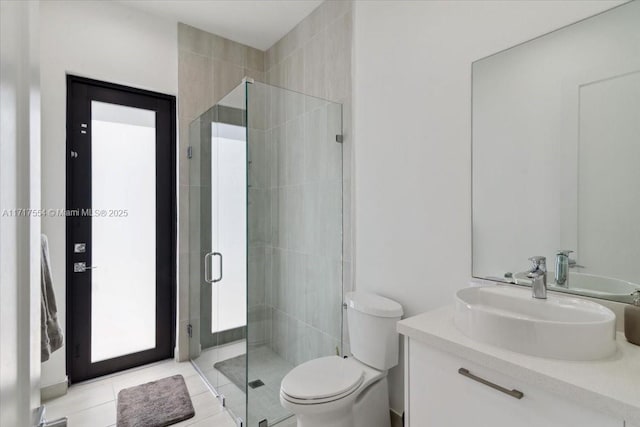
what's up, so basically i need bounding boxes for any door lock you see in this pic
[73,262,97,273]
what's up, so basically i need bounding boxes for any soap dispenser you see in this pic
[625,290,640,346]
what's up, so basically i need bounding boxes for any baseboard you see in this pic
[41,376,68,402]
[390,409,403,427]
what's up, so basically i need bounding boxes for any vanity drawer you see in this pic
[406,339,623,427]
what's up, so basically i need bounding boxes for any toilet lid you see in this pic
[281,356,364,401]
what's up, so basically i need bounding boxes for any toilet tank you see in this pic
[345,291,403,371]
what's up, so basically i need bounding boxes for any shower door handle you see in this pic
[212,252,222,283]
[204,252,223,284]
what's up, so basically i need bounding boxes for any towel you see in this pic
[41,234,63,362]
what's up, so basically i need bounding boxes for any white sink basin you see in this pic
[513,271,640,303]
[454,285,616,361]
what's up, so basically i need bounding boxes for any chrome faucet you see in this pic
[555,250,584,287]
[555,250,573,288]
[527,256,547,299]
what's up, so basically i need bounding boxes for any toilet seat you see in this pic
[280,356,364,405]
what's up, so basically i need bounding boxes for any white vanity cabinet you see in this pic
[405,338,624,427]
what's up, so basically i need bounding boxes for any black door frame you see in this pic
[65,75,176,383]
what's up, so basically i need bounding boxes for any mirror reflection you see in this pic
[472,1,640,303]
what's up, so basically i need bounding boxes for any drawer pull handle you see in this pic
[458,368,524,400]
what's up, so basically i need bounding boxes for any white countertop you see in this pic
[398,306,640,424]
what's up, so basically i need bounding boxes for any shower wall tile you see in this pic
[179,248,190,322]
[342,261,353,354]
[325,0,352,28]
[264,247,273,307]
[252,1,353,364]
[302,324,321,361]
[179,122,191,187]
[247,88,267,131]
[303,33,327,100]
[343,179,352,262]
[179,23,266,361]
[326,12,352,102]
[246,47,265,72]
[286,317,301,366]
[303,106,328,182]
[179,50,215,122]
[178,22,213,57]
[244,68,266,87]
[212,59,244,104]
[188,189,202,253]
[248,247,265,308]
[286,186,305,252]
[276,188,288,248]
[298,1,326,46]
[286,251,306,321]
[188,250,202,316]
[248,129,267,189]
[304,256,342,340]
[211,33,246,65]
[264,307,273,348]
[272,309,288,357]
[285,117,305,185]
[271,249,287,312]
[186,121,200,186]
[179,184,191,255]
[267,131,278,190]
[248,306,267,346]
[248,189,266,247]
[268,188,279,247]
[285,90,305,124]
[283,50,304,94]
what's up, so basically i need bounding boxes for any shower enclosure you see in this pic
[188,80,344,426]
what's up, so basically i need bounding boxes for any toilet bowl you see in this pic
[279,292,403,427]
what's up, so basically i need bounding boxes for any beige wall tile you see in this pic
[178,50,214,121]
[178,120,190,187]
[243,68,265,84]
[212,59,244,103]
[298,2,326,43]
[178,23,213,57]
[325,0,353,25]
[325,11,352,102]
[284,48,305,93]
[246,46,265,72]
[303,31,327,99]
[212,33,246,66]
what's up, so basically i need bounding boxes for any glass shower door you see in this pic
[190,80,344,427]
[189,83,248,424]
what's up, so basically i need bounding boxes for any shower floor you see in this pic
[192,341,295,426]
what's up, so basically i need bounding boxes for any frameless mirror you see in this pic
[472,1,640,303]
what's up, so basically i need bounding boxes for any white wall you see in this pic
[40,0,178,389]
[352,0,621,414]
[0,1,41,425]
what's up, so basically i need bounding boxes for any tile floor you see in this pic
[192,341,295,426]
[43,359,237,427]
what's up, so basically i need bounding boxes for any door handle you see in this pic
[73,262,97,273]
[204,252,223,284]
[204,252,214,283]
[213,252,222,283]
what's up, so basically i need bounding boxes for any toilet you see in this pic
[280,291,403,427]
